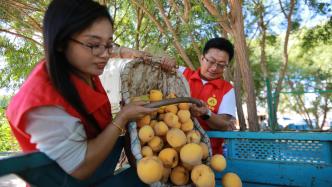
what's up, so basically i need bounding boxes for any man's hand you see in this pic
[190,100,237,131]
[224,116,237,130]
[160,55,177,73]
[190,100,209,118]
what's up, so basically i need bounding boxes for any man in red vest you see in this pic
[179,37,237,155]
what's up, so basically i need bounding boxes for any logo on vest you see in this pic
[207,95,217,111]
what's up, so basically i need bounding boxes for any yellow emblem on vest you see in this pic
[207,96,217,107]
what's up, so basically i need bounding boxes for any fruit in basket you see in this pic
[148,136,164,152]
[221,172,242,187]
[165,105,178,114]
[135,89,217,186]
[139,125,155,143]
[181,119,194,132]
[137,156,164,184]
[130,95,149,102]
[158,106,166,114]
[170,166,190,185]
[137,115,151,128]
[158,113,165,121]
[199,142,209,160]
[191,164,215,187]
[166,93,177,98]
[177,110,191,123]
[186,130,202,144]
[164,112,180,128]
[153,121,169,136]
[181,161,194,171]
[161,167,172,183]
[158,148,179,168]
[141,146,154,157]
[180,143,203,166]
[149,120,158,129]
[150,111,158,119]
[166,128,187,148]
[178,103,190,110]
[149,90,163,102]
[211,154,226,172]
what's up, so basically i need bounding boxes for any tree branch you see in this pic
[1,6,42,32]
[202,0,232,34]
[278,0,288,18]
[168,0,200,60]
[6,0,44,12]
[0,28,42,46]
[153,0,194,69]
[131,0,166,34]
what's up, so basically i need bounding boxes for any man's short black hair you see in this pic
[203,37,234,61]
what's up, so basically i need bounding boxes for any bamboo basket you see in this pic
[120,58,212,187]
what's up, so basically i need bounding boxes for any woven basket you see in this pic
[120,58,212,187]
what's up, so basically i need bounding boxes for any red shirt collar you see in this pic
[189,68,224,89]
[70,74,109,114]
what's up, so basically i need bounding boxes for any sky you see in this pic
[267,1,330,34]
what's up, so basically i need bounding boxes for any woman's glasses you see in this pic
[70,38,117,56]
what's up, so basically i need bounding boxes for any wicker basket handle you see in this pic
[144,97,202,108]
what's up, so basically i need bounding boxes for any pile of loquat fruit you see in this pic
[133,89,241,187]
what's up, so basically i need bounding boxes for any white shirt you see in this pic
[26,106,87,173]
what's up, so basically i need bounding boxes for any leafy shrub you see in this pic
[0,99,20,152]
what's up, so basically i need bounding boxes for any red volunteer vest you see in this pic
[183,68,233,154]
[6,60,112,152]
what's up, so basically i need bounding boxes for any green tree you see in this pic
[0,96,19,151]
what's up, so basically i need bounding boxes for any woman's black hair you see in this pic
[43,0,113,133]
[202,37,234,61]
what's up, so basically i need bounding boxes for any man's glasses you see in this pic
[70,38,117,56]
[203,56,229,69]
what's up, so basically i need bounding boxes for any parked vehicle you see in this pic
[285,120,312,131]
[278,117,296,128]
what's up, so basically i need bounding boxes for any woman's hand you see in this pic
[116,101,158,124]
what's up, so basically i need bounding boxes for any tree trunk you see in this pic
[321,96,329,129]
[234,54,247,130]
[274,0,295,116]
[256,2,277,128]
[135,6,144,50]
[287,81,313,128]
[222,28,246,130]
[229,0,259,131]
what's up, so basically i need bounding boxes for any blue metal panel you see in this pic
[207,131,332,141]
[215,159,332,187]
[208,131,332,187]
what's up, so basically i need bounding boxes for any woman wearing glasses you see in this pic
[5,0,168,186]
[178,37,237,155]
